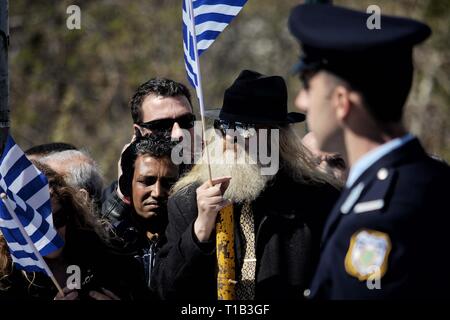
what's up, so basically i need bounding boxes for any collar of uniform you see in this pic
[346,133,415,188]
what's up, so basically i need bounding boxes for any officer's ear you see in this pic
[332,85,352,122]
[324,72,352,122]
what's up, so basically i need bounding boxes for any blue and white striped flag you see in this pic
[182,0,248,91]
[0,135,64,274]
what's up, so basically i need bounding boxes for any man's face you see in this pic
[205,129,274,203]
[295,71,341,153]
[131,155,179,220]
[137,94,194,142]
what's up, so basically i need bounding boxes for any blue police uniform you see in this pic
[288,4,450,298]
[310,136,450,299]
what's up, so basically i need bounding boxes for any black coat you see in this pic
[151,168,339,300]
[0,229,150,301]
[310,138,450,299]
[0,230,134,300]
[109,209,164,296]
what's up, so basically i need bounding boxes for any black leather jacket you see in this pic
[101,181,129,224]
[112,214,163,290]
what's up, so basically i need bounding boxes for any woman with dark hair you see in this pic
[0,162,121,300]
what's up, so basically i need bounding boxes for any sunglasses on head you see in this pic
[325,155,346,170]
[138,113,196,132]
[316,154,346,170]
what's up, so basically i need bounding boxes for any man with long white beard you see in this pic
[151,70,340,300]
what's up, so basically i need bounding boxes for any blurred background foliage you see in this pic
[9,0,450,182]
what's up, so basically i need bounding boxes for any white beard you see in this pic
[209,162,272,203]
[173,125,339,202]
[197,137,274,203]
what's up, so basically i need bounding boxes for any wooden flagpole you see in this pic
[0,193,65,297]
[216,203,236,299]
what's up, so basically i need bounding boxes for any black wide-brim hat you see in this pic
[204,69,305,124]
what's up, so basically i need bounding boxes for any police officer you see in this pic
[288,3,450,299]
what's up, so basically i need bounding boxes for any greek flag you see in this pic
[0,135,63,274]
[183,0,248,90]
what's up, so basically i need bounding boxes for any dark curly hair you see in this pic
[119,133,178,197]
[130,78,193,124]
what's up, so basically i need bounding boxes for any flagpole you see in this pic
[0,193,65,297]
[187,0,213,183]
[186,1,237,300]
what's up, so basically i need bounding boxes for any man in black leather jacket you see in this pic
[109,134,179,295]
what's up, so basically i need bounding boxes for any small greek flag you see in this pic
[182,0,248,91]
[0,135,63,274]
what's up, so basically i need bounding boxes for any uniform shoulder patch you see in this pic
[344,229,391,281]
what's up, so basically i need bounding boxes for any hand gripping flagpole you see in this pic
[186,0,236,300]
[0,193,65,297]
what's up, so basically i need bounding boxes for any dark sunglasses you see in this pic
[138,113,196,131]
[316,154,346,170]
[213,119,275,138]
[326,155,346,170]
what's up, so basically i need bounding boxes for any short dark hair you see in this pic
[119,132,178,197]
[352,62,412,123]
[322,52,414,123]
[130,78,193,124]
[25,142,78,156]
